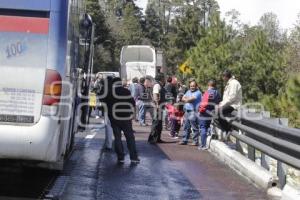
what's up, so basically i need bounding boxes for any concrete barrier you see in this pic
[209,140,278,190]
[281,184,300,200]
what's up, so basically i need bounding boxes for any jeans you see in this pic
[163,108,169,128]
[170,117,181,136]
[148,108,163,143]
[199,113,213,147]
[182,111,200,143]
[109,119,138,160]
[104,115,113,149]
[139,102,153,124]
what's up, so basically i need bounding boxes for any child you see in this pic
[165,94,184,139]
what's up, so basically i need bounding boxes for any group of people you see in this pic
[90,69,242,163]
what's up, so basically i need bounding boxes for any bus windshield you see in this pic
[121,46,154,63]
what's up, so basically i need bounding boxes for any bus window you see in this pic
[121,47,154,63]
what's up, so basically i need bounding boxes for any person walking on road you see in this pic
[198,80,221,149]
[106,77,140,164]
[179,80,202,145]
[148,73,166,144]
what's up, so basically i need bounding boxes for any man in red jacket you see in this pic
[198,80,221,149]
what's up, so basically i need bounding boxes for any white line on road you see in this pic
[85,132,97,139]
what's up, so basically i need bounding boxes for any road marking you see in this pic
[85,132,97,139]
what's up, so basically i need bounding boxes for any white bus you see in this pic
[120,45,164,83]
[0,0,93,170]
[96,71,120,78]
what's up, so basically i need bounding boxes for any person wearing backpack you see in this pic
[198,80,221,150]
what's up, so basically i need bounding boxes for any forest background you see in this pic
[86,0,300,128]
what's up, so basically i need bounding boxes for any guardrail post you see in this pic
[277,118,288,189]
[277,162,286,189]
[261,153,270,170]
[236,139,244,154]
[248,145,255,161]
[261,111,270,170]
[236,130,244,154]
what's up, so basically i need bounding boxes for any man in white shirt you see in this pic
[218,70,242,132]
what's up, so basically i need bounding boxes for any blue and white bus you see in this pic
[0,0,93,170]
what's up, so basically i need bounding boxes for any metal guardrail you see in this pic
[215,111,300,189]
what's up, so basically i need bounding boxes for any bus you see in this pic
[96,71,120,79]
[120,45,165,83]
[0,0,93,170]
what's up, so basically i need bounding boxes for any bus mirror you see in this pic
[79,13,93,44]
[80,13,92,30]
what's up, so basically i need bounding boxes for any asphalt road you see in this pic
[58,119,268,200]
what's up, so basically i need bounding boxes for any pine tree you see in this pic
[188,13,235,90]
[144,3,162,47]
[162,0,220,75]
[287,75,300,111]
[86,0,110,45]
[120,3,144,45]
[286,13,300,74]
[240,29,286,101]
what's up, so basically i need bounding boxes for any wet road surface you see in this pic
[58,119,268,200]
[0,162,57,199]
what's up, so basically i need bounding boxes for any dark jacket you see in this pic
[153,82,167,105]
[106,86,135,119]
[164,83,177,103]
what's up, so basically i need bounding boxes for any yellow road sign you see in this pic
[179,60,193,74]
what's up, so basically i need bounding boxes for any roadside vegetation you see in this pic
[87,0,300,127]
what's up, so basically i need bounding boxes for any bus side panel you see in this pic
[0,117,60,162]
[47,10,68,75]
[47,3,71,161]
[0,0,50,11]
[0,17,49,124]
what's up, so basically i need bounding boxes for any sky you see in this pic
[135,0,300,30]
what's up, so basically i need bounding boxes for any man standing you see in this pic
[148,73,166,144]
[198,80,221,149]
[179,80,202,145]
[107,77,140,164]
[137,77,146,126]
[218,70,242,133]
[128,77,139,121]
[137,77,153,126]
[165,76,177,103]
